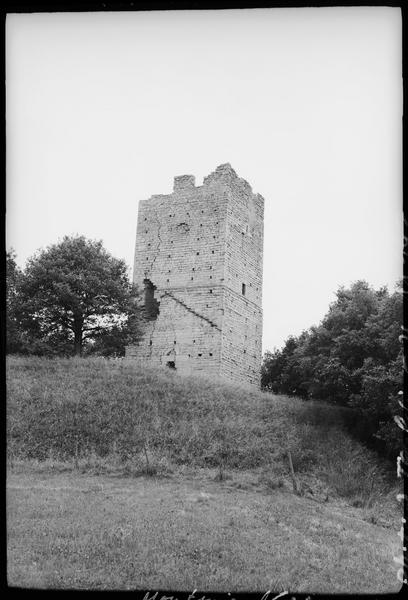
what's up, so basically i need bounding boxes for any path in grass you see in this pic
[7,469,401,593]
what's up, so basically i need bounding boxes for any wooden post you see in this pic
[287,450,302,496]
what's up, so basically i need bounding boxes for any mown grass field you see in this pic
[6,356,403,592]
[7,468,402,593]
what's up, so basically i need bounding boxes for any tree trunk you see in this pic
[74,320,83,356]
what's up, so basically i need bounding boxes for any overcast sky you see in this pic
[6,7,402,352]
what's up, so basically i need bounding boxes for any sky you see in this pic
[6,7,402,353]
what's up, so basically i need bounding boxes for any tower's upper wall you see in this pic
[133,168,228,294]
[133,164,264,301]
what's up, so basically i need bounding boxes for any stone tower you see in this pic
[125,163,264,386]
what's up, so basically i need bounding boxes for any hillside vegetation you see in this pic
[7,356,399,511]
[262,280,403,458]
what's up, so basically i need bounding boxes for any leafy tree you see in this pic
[5,250,26,354]
[16,236,141,356]
[261,280,403,457]
[261,349,284,392]
[85,314,142,357]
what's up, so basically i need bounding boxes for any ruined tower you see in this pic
[125,163,264,386]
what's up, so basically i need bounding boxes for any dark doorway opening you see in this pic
[166,361,176,370]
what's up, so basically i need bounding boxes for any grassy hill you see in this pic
[7,355,398,510]
[7,356,402,592]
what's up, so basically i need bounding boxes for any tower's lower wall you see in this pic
[125,289,222,377]
[126,284,262,386]
[220,289,263,386]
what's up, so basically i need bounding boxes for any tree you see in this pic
[261,280,403,457]
[5,250,26,354]
[17,236,141,356]
[85,314,142,357]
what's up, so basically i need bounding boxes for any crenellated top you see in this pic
[203,163,237,183]
[173,174,196,191]
[172,163,256,197]
[204,163,255,197]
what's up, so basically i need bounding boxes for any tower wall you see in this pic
[126,164,264,386]
[218,169,264,386]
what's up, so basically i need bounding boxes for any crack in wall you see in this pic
[149,209,163,275]
[163,291,221,332]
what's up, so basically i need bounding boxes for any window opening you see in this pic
[166,361,176,370]
[242,283,246,296]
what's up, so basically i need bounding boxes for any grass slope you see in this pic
[7,356,397,508]
[7,357,402,592]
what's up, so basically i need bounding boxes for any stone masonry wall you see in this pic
[219,171,264,385]
[125,163,264,386]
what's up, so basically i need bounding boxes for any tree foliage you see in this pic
[7,236,142,356]
[261,280,403,457]
[5,250,26,354]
